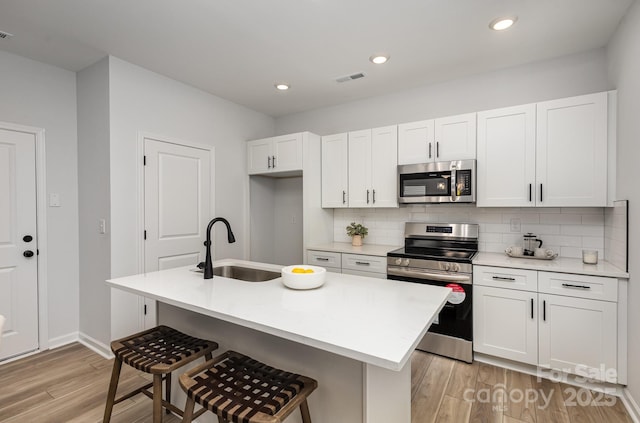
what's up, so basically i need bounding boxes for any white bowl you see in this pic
[281,265,326,290]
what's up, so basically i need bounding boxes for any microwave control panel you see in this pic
[456,170,472,196]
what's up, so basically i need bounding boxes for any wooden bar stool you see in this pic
[179,350,317,423]
[103,325,218,423]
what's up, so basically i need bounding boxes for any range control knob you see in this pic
[443,262,451,271]
[402,258,410,266]
[394,258,402,266]
[452,263,460,272]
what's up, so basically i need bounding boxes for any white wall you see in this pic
[77,57,111,346]
[0,51,79,345]
[276,48,611,136]
[607,0,640,409]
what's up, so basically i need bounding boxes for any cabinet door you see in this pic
[434,113,477,161]
[272,133,303,172]
[398,120,434,165]
[539,294,617,383]
[348,129,372,207]
[370,126,398,208]
[321,134,348,208]
[474,286,538,365]
[477,105,536,207]
[247,138,272,175]
[536,92,607,206]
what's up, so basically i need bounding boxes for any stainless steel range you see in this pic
[387,223,478,363]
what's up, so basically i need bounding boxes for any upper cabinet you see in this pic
[321,133,348,208]
[477,92,609,207]
[398,113,476,165]
[348,126,398,208]
[247,133,303,175]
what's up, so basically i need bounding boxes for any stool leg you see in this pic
[103,357,122,423]
[300,399,312,423]
[165,372,172,415]
[182,396,196,423]
[153,374,163,423]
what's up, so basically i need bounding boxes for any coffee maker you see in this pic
[523,233,543,256]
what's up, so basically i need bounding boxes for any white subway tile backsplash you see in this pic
[333,206,607,256]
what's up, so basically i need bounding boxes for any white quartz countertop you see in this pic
[106,259,450,371]
[473,252,629,279]
[307,242,401,257]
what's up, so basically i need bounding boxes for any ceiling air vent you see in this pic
[0,30,14,40]
[336,72,365,83]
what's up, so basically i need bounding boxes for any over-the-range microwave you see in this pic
[397,159,476,204]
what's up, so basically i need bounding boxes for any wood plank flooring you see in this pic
[0,343,633,423]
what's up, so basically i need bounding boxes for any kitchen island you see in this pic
[107,259,451,423]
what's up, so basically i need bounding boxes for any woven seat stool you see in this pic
[179,350,318,423]
[103,325,218,423]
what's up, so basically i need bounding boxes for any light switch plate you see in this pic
[510,218,521,232]
[49,193,60,207]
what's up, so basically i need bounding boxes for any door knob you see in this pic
[23,250,34,258]
[23,235,33,242]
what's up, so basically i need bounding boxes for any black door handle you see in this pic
[23,250,34,258]
[23,235,33,242]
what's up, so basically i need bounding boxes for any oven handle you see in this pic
[387,267,472,284]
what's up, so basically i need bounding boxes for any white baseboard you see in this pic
[78,332,113,359]
[48,331,79,349]
[622,388,640,423]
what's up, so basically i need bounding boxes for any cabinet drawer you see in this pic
[474,265,537,291]
[342,268,387,279]
[342,253,387,274]
[538,272,617,302]
[307,250,341,268]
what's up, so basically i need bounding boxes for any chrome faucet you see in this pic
[203,217,236,279]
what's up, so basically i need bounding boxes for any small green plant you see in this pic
[346,222,368,238]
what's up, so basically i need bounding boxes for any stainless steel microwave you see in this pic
[397,160,476,204]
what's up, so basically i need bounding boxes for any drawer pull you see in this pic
[355,261,371,266]
[492,276,516,281]
[316,257,329,262]
[561,283,591,290]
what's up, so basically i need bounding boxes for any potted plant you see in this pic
[346,222,368,246]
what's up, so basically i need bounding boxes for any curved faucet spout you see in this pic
[204,217,236,279]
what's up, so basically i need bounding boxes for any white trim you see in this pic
[622,389,640,423]
[0,349,41,365]
[0,121,48,352]
[79,331,113,359]
[48,332,79,349]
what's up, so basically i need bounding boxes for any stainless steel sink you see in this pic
[212,265,280,282]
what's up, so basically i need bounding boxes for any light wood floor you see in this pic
[0,343,633,423]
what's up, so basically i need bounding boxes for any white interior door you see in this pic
[0,128,38,361]
[143,137,211,328]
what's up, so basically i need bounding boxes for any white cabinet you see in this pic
[247,133,303,175]
[398,113,476,165]
[536,92,608,207]
[321,133,348,208]
[348,126,398,208]
[477,92,608,207]
[474,265,620,382]
[307,250,387,278]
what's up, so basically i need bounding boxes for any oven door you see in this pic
[387,268,472,342]
[398,166,454,203]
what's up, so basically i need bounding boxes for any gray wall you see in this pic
[607,0,640,408]
[275,48,611,136]
[77,57,111,345]
[0,50,79,344]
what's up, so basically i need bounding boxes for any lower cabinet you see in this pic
[473,265,619,383]
[307,249,387,279]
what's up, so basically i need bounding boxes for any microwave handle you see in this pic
[450,169,457,201]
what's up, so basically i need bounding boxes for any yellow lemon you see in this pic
[304,269,315,273]
[292,268,306,273]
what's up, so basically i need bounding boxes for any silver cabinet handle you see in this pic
[267,156,271,168]
[342,190,346,204]
[316,257,329,262]
[272,155,276,168]
[355,261,370,266]
[562,283,591,290]
[366,189,370,204]
[492,276,516,281]
[372,189,376,204]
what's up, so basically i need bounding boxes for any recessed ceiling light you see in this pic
[489,16,518,31]
[369,54,389,65]
[274,83,290,91]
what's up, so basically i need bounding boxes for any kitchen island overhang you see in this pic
[107,259,451,423]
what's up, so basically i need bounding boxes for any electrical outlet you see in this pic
[510,218,521,232]
[98,219,106,234]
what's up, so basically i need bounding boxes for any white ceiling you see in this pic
[0,0,633,117]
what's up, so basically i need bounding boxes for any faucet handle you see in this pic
[197,261,205,269]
